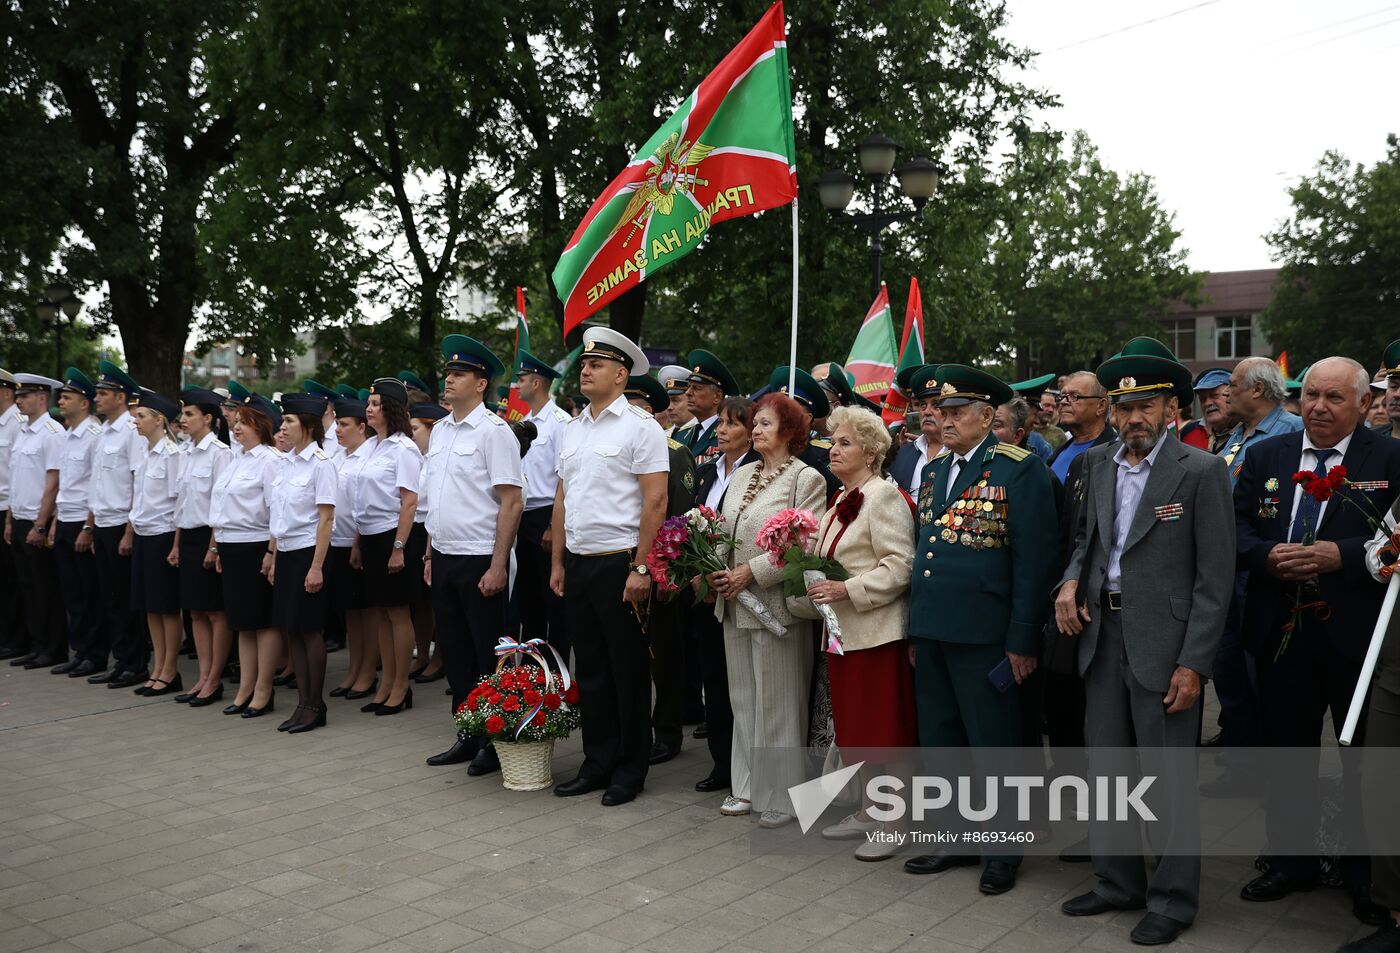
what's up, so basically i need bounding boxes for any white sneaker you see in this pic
[854,836,898,861]
[720,796,752,816]
[821,812,879,841]
[758,811,795,829]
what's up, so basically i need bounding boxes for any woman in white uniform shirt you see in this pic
[209,396,282,718]
[268,394,338,733]
[129,391,184,697]
[351,378,421,716]
[169,388,233,706]
[408,402,446,683]
[327,398,378,700]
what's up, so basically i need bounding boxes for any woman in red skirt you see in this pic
[799,404,916,862]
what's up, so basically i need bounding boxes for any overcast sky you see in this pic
[1000,0,1396,273]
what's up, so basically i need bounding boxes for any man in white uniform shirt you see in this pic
[86,361,150,688]
[423,334,524,774]
[5,374,66,669]
[0,369,26,660]
[50,368,106,677]
[510,348,571,664]
[549,327,668,806]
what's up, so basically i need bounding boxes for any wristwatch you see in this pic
[632,563,649,576]
[79,525,93,534]
[393,539,406,551]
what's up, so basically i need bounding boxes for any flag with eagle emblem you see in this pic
[552,1,796,333]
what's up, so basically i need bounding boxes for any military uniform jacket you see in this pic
[910,432,1058,656]
[666,438,696,519]
[690,415,720,467]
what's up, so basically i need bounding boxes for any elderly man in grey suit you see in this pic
[1053,337,1233,947]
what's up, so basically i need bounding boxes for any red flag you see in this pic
[1276,350,1289,380]
[881,277,925,424]
[504,288,532,422]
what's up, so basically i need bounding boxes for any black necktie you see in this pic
[1289,449,1334,543]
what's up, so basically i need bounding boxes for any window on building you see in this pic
[1216,315,1252,359]
[1164,318,1196,360]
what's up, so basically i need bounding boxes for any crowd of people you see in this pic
[5,329,1400,952]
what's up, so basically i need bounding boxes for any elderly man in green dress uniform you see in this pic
[902,364,1059,895]
[684,349,740,467]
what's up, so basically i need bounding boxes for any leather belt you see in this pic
[1101,590,1122,611]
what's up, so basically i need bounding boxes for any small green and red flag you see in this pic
[882,276,925,424]
[844,282,899,405]
[504,286,532,423]
[551,2,797,334]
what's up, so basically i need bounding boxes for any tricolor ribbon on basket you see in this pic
[493,636,574,741]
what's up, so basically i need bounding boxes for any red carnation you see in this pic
[502,696,521,712]
[543,692,561,711]
[563,685,580,705]
[531,710,546,726]
[1327,464,1348,489]
[486,715,505,734]
[524,690,542,707]
[1292,470,1315,485]
[500,672,516,690]
[535,670,546,685]
[465,696,479,712]
[1307,479,1334,503]
[488,693,502,706]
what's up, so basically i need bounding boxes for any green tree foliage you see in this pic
[1262,135,1400,370]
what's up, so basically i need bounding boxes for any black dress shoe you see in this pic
[187,685,224,707]
[173,691,197,703]
[222,698,251,715]
[278,707,303,731]
[285,705,326,733]
[241,693,275,718]
[601,784,640,806]
[50,659,79,675]
[0,646,23,660]
[328,686,349,698]
[1241,868,1315,902]
[979,861,1017,895]
[67,659,99,678]
[1062,891,1143,917]
[692,722,709,739]
[904,853,980,875]
[346,683,378,700]
[554,776,607,798]
[144,674,183,697]
[374,687,412,715]
[23,654,56,670]
[272,671,296,687]
[88,668,118,684]
[412,667,445,684]
[108,670,148,689]
[9,653,36,667]
[649,742,679,765]
[1356,896,1394,927]
[1201,730,1224,747]
[360,700,383,713]
[1130,912,1189,946]
[467,747,500,776]
[695,775,730,793]
[427,737,475,766]
[1340,921,1400,953]
[324,639,344,652]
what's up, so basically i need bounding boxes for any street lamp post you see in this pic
[35,282,81,379]
[817,133,941,300]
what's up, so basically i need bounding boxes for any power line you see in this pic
[1043,0,1227,54]
[1276,3,1400,41]
[1290,12,1400,52]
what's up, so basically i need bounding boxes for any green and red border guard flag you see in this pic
[504,286,532,423]
[882,276,925,423]
[845,282,899,405]
[552,2,797,333]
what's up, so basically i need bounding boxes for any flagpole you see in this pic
[788,197,799,396]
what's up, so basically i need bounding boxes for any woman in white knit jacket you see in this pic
[709,393,827,826]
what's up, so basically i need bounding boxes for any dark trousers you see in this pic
[694,607,733,781]
[913,637,1024,865]
[1364,668,1400,911]
[649,593,685,751]
[10,519,66,661]
[1213,571,1262,753]
[53,521,104,664]
[1255,616,1370,892]
[0,510,24,651]
[92,524,147,671]
[564,550,650,792]
[516,506,570,663]
[431,551,504,749]
[682,603,705,723]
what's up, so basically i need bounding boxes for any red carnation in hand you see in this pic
[1326,465,1348,489]
[543,692,562,710]
[502,696,521,712]
[1306,479,1334,503]
[486,715,505,734]
[563,684,580,705]
[524,690,542,707]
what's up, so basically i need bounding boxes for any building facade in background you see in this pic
[1157,268,1278,375]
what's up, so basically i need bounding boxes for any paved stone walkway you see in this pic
[0,658,1373,953]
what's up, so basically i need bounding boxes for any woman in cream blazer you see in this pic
[709,394,827,825]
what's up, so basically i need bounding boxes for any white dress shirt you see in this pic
[270,443,338,551]
[351,433,422,536]
[523,398,570,511]
[331,440,372,548]
[209,443,279,542]
[907,434,939,496]
[423,402,524,556]
[1286,431,1354,540]
[704,451,745,512]
[1107,430,1171,590]
[558,393,669,555]
[130,437,181,536]
[944,448,976,502]
[0,404,23,512]
[9,412,64,522]
[55,416,103,524]
[175,432,232,530]
[88,411,142,529]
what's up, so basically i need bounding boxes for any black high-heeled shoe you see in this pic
[272,671,297,688]
[413,668,445,684]
[188,685,224,707]
[278,705,304,732]
[242,692,275,718]
[222,697,251,715]
[286,704,327,734]
[328,686,349,698]
[173,690,197,703]
[360,700,384,713]
[374,687,413,716]
[345,681,378,700]
[145,674,184,697]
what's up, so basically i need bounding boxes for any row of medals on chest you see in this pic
[934,482,1009,549]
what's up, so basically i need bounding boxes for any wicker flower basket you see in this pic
[495,739,556,791]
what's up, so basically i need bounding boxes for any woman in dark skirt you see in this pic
[268,394,338,733]
[209,396,283,717]
[129,391,184,697]
[408,403,446,683]
[329,398,378,699]
[170,388,233,705]
[350,378,422,716]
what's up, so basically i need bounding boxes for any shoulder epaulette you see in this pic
[43,417,62,433]
[313,448,328,460]
[627,405,654,420]
[992,443,1032,462]
[271,447,286,458]
[551,407,570,423]
[933,448,951,459]
[486,412,506,426]
[212,439,228,449]
[84,420,103,435]
[810,437,831,450]
[667,438,685,451]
